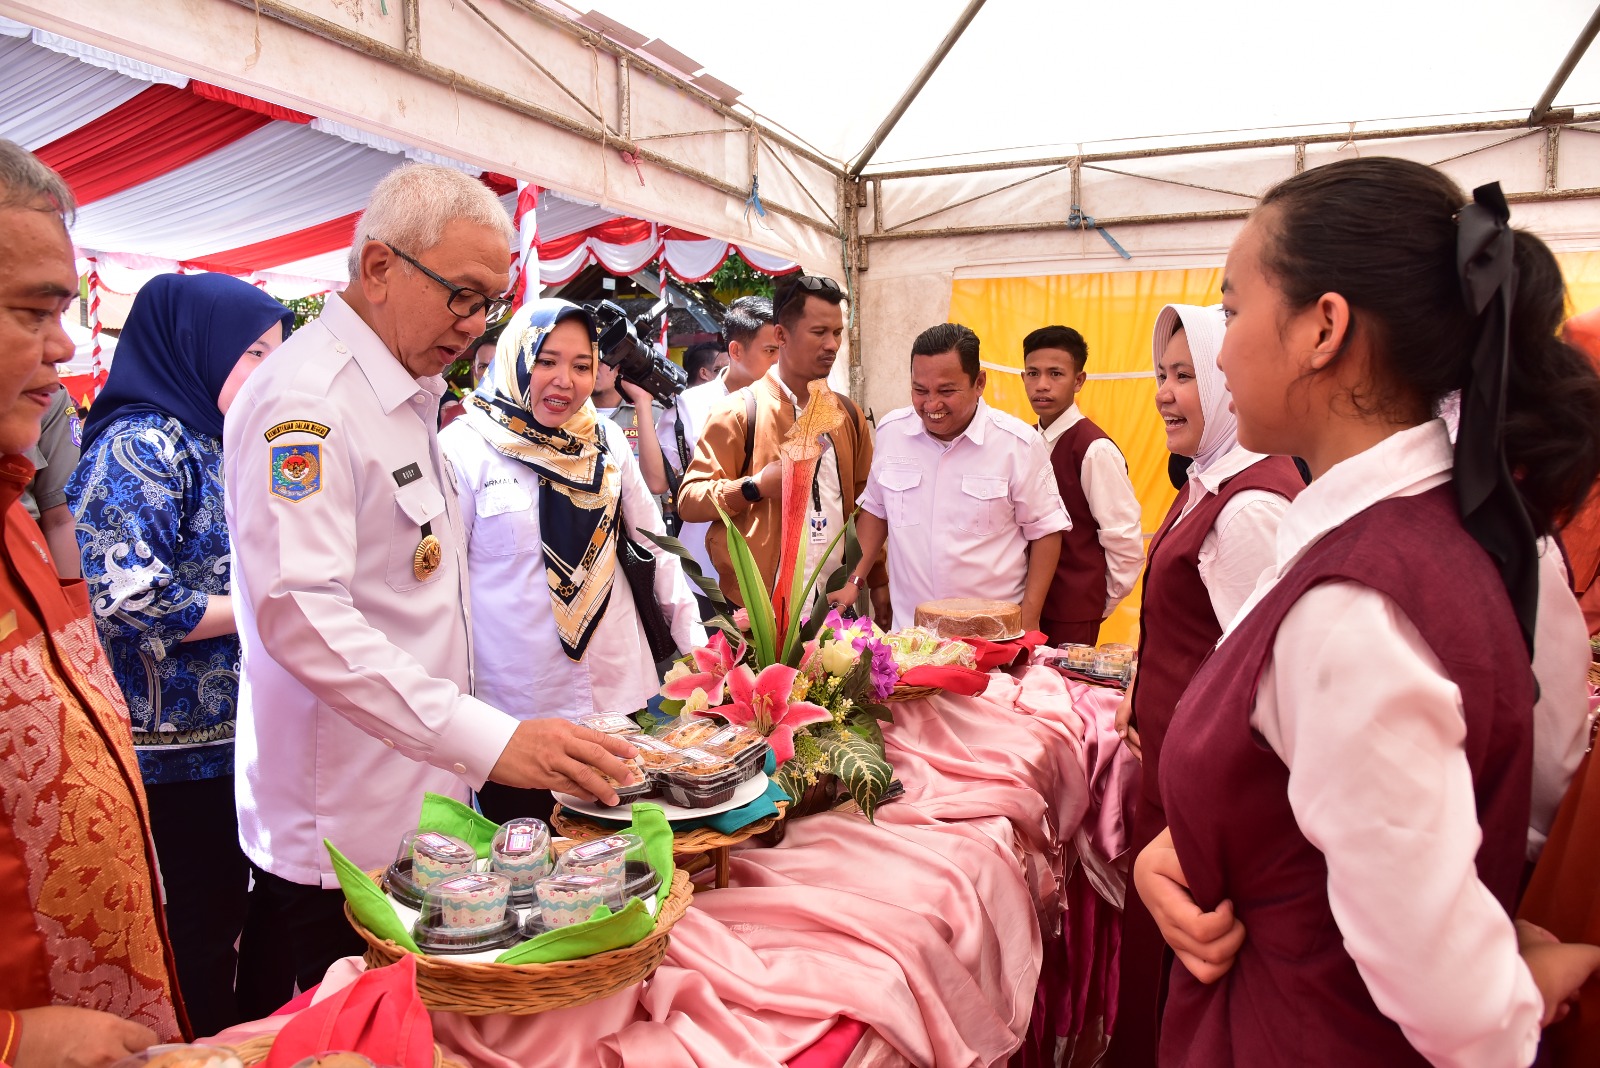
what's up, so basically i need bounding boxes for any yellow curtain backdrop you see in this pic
[949,251,1600,647]
[949,268,1223,645]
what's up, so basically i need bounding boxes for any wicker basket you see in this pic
[346,865,694,1015]
[886,683,941,703]
[552,802,787,889]
[232,1033,467,1067]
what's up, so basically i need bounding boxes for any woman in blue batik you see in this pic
[68,272,292,1036]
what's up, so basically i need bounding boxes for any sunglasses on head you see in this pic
[774,273,842,320]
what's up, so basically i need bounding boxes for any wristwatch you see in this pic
[740,478,762,502]
[845,573,866,591]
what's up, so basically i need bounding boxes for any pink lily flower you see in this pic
[661,631,745,706]
[721,663,831,765]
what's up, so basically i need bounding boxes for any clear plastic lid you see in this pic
[289,1055,378,1068]
[1059,643,1097,667]
[412,872,520,954]
[597,754,654,801]
[490,818,553,894]
[534,872,624,928]
[695,723,770,770]
[579,712,643,735]
[384,830,479,906]
[111,1046,242,1068]
[669,749,743,782]
[629,734,688,771]
[559,832,645,879]
[657,717,722,749]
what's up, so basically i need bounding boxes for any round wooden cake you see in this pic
[913,598,1022,641]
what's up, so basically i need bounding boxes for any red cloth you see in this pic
[263,956,434,1068]
[897,664,991,696]
[188,81,313,123]
[960,631,1047,671]
[786,1018,867,1067]
[33,83,272,205]
[183,212,360,275]
[1161,485,1532,1065]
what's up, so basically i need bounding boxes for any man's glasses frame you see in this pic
[382,241,513,326]
[773,273,843,323]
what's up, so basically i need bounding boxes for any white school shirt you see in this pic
[1171,446,1294,628]
[224,295,519,886]
[1225,420,1541,1068]
[439,417,705,722]
[655,374,731,580]
[769,370,846,581]
[1039,404,1145,617]
[859,401,1070,630]
[1527,538,1592,861]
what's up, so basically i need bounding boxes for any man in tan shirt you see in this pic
[677,275,888,617]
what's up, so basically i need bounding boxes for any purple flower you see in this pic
[865,640,899,700]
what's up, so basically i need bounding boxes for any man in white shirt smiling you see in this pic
[833,323,1069,632]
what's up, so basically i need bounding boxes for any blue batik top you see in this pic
[68,412,239,785]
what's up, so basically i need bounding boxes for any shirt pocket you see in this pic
[387,477,448,592]
[878,464,923,527]
[473,479,539,558]
[956,474,1011,536]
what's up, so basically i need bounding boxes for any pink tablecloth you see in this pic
[217,665,1133,1068]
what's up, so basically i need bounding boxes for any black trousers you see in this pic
[144,775,250,1038]
[235,863,366,1021]
[475,779,558,827]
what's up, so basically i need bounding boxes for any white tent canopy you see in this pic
[5,0,1598,414]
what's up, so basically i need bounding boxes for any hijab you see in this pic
[1151,303,1236,474]
[81,272,293,452]
[462,298,621,661]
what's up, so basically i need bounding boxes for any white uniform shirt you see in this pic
[859,401,1070,630]
[440,417,705,722]
[1225,421,1542,1068]
[1039,404,1145,617]
[656,374,731,580]
[224,295,519,886]
[1171,446,1294,628]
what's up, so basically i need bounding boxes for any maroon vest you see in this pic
[1043,417,1118,623]
[1130,455,1304,814]
[1158,484,1534,1067]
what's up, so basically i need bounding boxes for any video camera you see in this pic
[587,299,687,404]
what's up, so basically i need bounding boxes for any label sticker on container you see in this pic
[570,835,631,860]
[441,874,496,892]
[705,726,745,748]
[632,735,677,753]
[678,747,720,763]
[416,832,469,857]
[507,828,537,852]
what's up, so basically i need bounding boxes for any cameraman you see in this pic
[592,358,668,496]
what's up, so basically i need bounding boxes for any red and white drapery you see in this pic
[1,17,796,304]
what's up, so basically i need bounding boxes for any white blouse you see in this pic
[1228,420,1542,1068]
[440,417,706,723]
[1171,447,1294,629]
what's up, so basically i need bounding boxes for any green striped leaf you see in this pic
[817,730,894,821]
[714,501,776,664]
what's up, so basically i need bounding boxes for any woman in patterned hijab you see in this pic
[440,298,704,824]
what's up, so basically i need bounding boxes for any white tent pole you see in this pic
[845,0,988,177]
[1529,3,1600,125]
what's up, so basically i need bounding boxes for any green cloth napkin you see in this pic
[326,796,677,965]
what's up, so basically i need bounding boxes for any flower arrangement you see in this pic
[647,381,899,819]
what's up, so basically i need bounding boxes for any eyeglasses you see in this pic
[382,242,513,326]
[773,273,842,322]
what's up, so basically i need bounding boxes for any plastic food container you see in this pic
[579,712,642,735]
[630,733,688,773]
[559,833,643,880]
[598,754,654,803]
[111,1046,243,1068]
[290,1055,378,1068]
[658,749,748,809]
[412,872,521,954]
[533,872,622,928]
[490,818,553,903]
[657,717,722,749]
[382,830,480,909]
[1092,643,1135,680]
[1059,644,1096,671]
[695,722,770,775]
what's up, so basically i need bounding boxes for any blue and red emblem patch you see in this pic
[270,444,322,502]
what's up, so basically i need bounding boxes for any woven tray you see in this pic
[346,862,695,1015]
[886,683,941,703]
[233,1034,466,1067]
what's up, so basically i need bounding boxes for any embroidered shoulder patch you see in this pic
[264,419,331,442]
[270,444,322,502]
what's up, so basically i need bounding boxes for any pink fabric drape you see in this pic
[216,666,1133,1068]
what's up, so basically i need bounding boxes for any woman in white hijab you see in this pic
[1105,304,1306,1068]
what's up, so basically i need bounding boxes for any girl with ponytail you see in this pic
[1132,156,1600,1067]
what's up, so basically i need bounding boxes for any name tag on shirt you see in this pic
[810,513,829,545]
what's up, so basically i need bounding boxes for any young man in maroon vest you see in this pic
[1023,326,1144,646]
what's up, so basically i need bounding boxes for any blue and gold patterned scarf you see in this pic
[462,300,620,660]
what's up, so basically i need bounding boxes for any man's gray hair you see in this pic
[0,139,75,221]
[348,163,512,278]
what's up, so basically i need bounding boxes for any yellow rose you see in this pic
[681,688,711,716]
[819,639,858,678]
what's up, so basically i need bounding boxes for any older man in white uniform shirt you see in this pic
[224,165,634,1010]
[831,323,1069,632]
